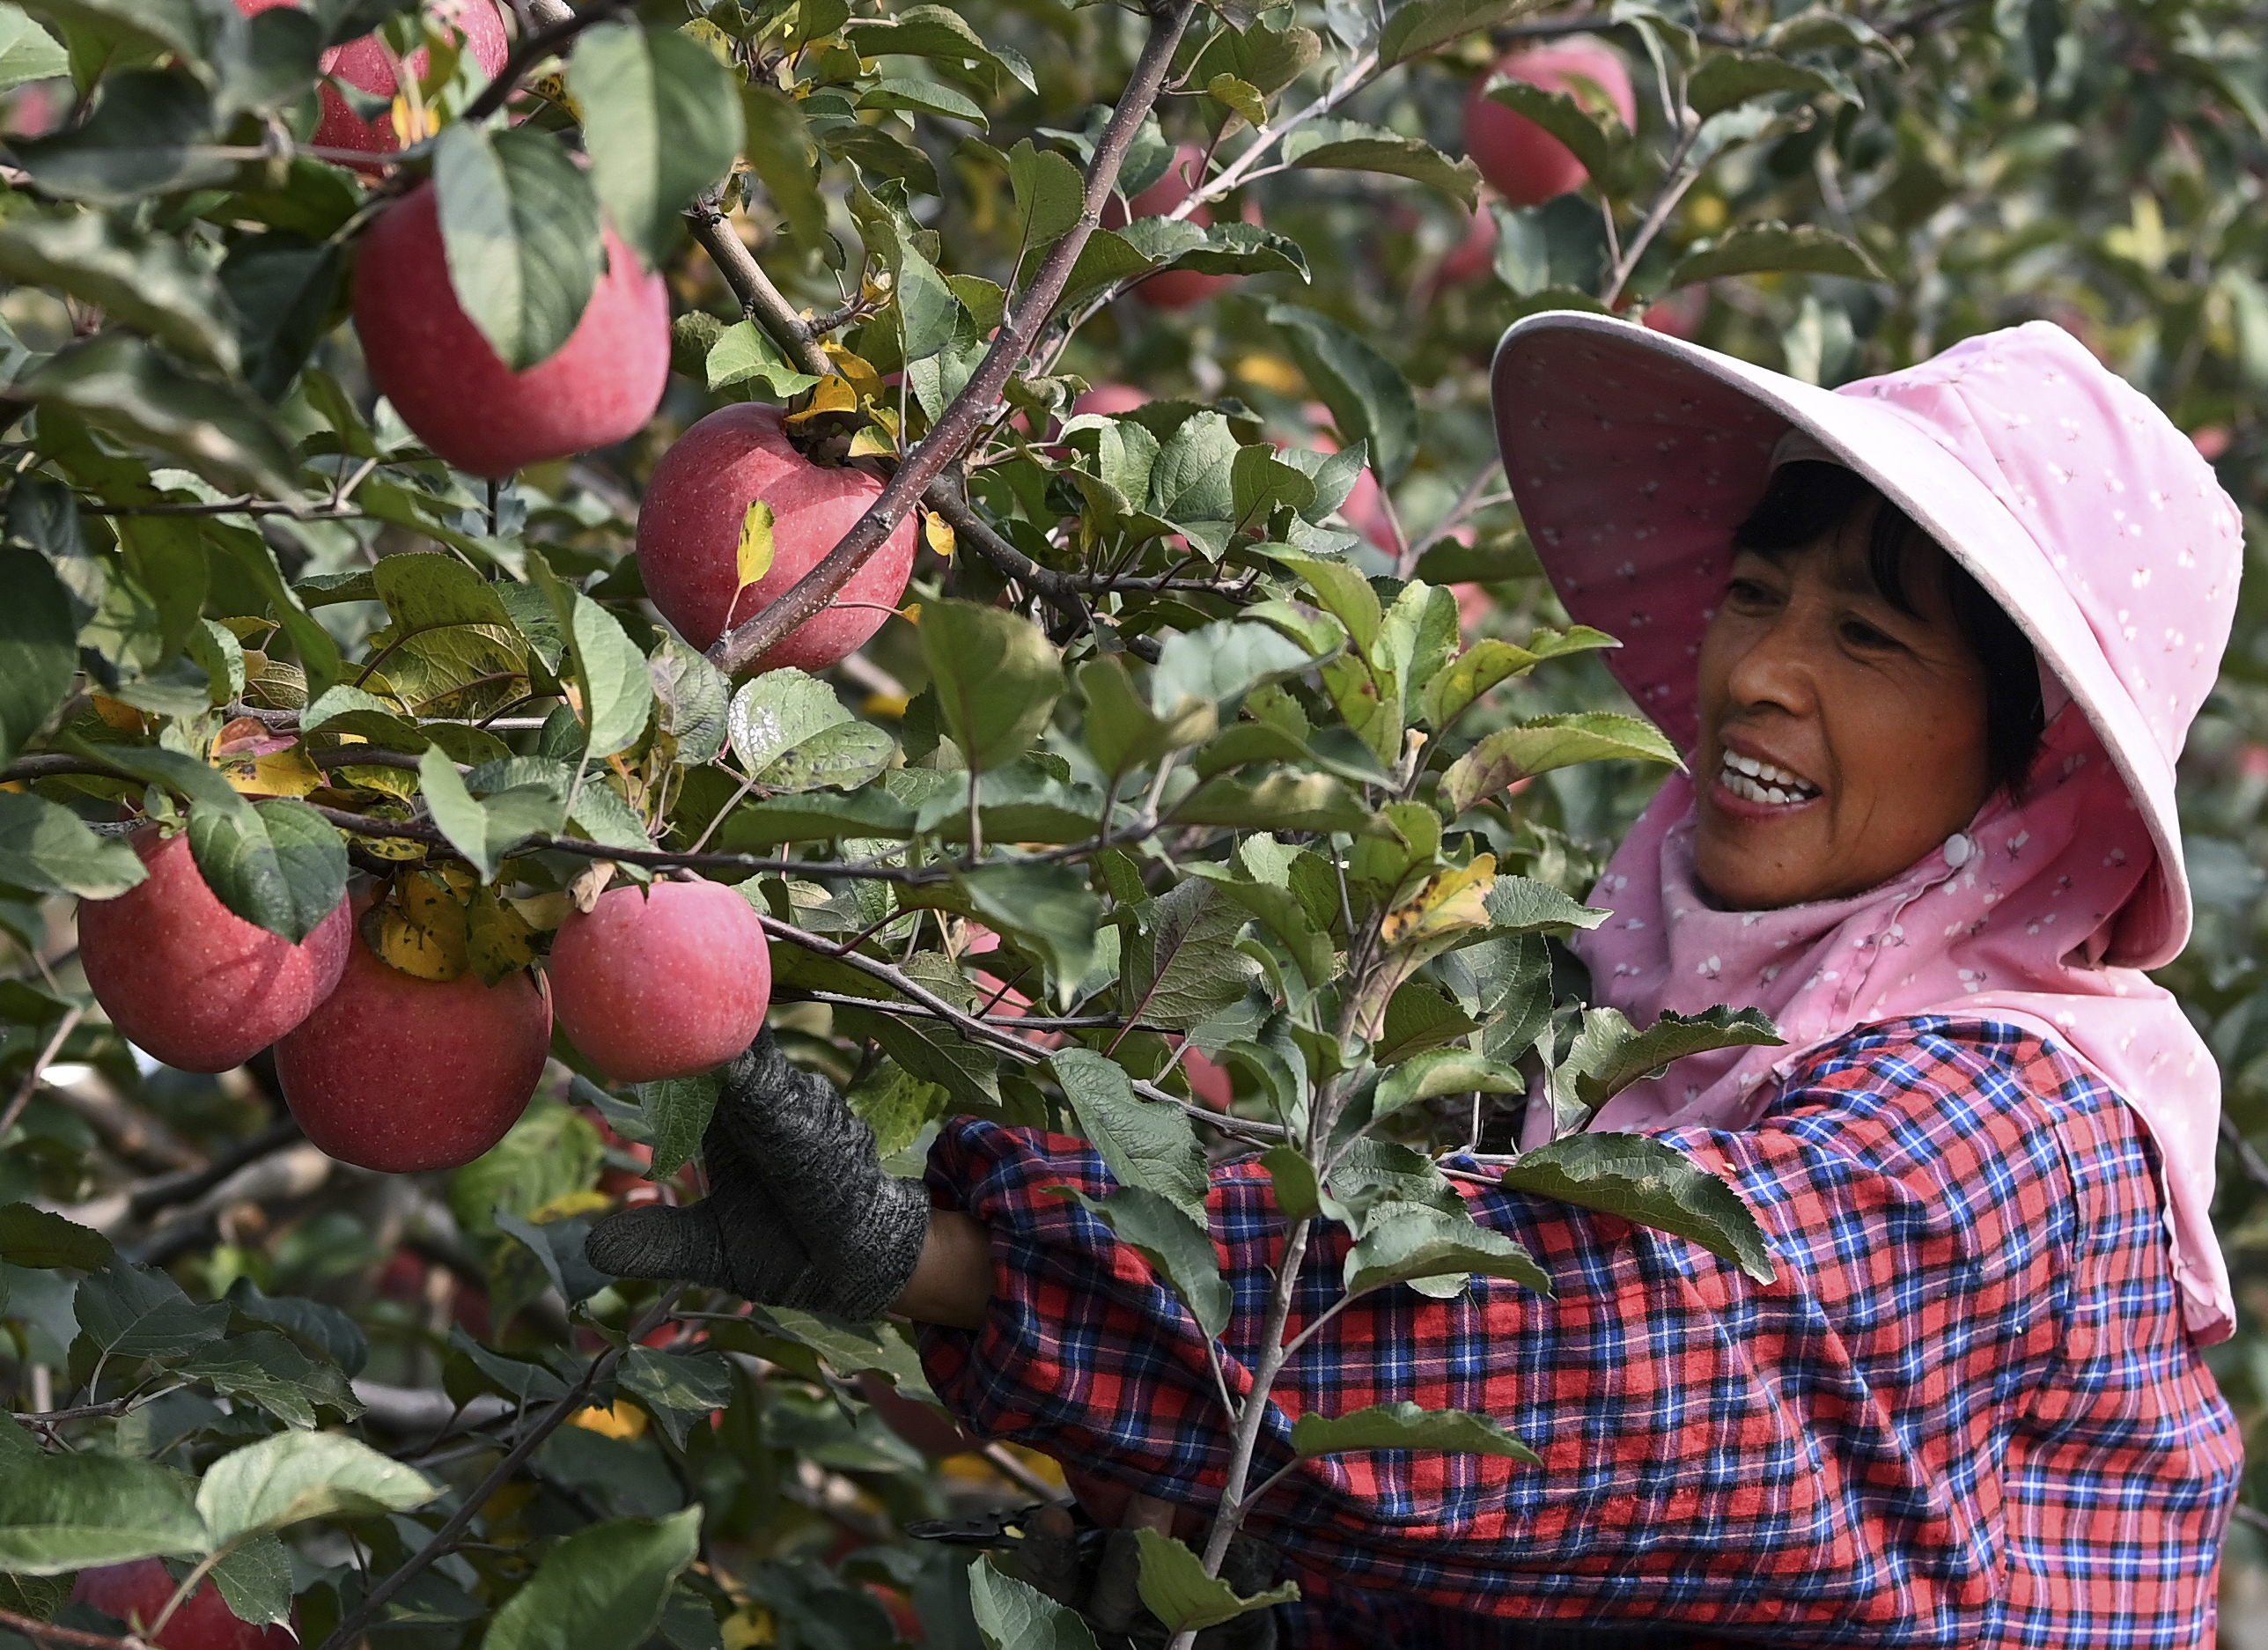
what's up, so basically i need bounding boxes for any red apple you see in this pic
[237,0,508,168]
[1073,382,1150,418]
[548,880,773,1083]
[274,903,552,1171]
[72,1559,295,1650]
[1462,41,1636,207]
[637,401,918,672]
[352,182,668,477]
[77,828,350,1074]
[1103,144,1261,309]
[1437,199,1500,288]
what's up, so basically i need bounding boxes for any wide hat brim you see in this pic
[1489,310,2188,968]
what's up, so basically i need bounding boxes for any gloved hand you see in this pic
[585,1029,931,1321]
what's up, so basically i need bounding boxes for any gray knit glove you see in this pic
[585,1030,930,1321]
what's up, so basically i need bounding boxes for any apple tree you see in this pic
[2,0,2267,1646]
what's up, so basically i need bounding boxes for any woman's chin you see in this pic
[1695,781,1830,910]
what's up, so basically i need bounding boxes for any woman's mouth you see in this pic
[1718,751,1822,807]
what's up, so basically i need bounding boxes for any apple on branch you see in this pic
[236,0,508,168]
[1462,41,1636,206]
[77,827,350,1074]
[637,402,918,674]
[549,879,774,1084]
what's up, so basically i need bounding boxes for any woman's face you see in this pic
[1692,505,1995,910]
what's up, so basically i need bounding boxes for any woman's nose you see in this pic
[1722,608,1821,714]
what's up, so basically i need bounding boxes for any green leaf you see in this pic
[858,75,988,127]
[1151,621,1314,713]
[1376,0,1551,66]
[18,335,300,499]
[434,122,605,372]
[1343,1204,1550,1298]
[75,1258,229,1359]
[1208,71,1266,127]
[1052,1184,1230,1339]
[738,84,830,259]
[727,668,894,792]
[180,1330,363,1430]
[1419,626,1616,729]
[957,861,1104,1005]
[186,796,348,944]
[1666,220,1887,287]
[1268,551,1381,656]
[225,1276,367,1377]
[480,1508,701,1650]
[1685,50,1843,119]
[1172,772,1373,836]
[1051,225,1156,313]
[0,1454,207,1574]
[0,1203,114,1270]
[1133,1528,1300,1634]
[0,546,75,769]
[1481,77,1627,191]
[918,600,1064,773]
[206,1531,293,1629]
[834,1003,1000,1110]
[1283,119,1481,207]
[450,1098,604,1241]
[1076,654,1217,781]
[1260,1144,1322,1220]
[220,231,342,402]
[1290,1400,1538,1464]
[1494,1131,1778,1284]
[0,210,239,374]
[0,790,147,898]
[1049,1048,1208,1224]
[1371,1049,1525,1120]
[1565,1005,1784,1109]
[1006,136,1085,252]
[1479,874,1608,935]
[563,593,654,760]
[704,319,822,397]
[0,6,67,92]
[845,6,1036,95]
[637,1072,720,1182]
[418,747,569,881]
[968,1554,1101,1650]
[618,1347,732,1449]
[1441,712,1682,817]
[1120,878,1260,1033]
[1184,864,1332,987]
[1267,305,1418,483]
[197,1432,438,1549]
[571,21,744,269]
[648,636,731,766]
[11,69,232,205]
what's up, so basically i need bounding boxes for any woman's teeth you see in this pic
[1719,752,1821,807]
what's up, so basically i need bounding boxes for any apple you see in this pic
[237,0,509,168]
[77,828,350,1074]
[1073,382,1150,418]
[1462,41,1636,207]
[274,902,552,1172]
[549,880,773,1083]
[1103,144,1261,309]
[637,401,918,672]
[351,180,669,477]
[72,1559,295,1650]
[1437,198,1501,288]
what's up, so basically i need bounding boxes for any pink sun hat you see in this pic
[1490,311,2244,969]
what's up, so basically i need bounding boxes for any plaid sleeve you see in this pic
[916,1018,2239,1648]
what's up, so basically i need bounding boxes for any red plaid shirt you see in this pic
[918,1018,2240,1646]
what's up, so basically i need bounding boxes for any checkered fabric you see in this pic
[917,1019,2241,1646]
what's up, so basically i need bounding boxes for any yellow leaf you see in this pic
[846,424,897,459]
[571,1402,648,1442]
[900,601,921,626]
[782,374,859,427]
[1233,351,1305,394]
[218,751,324,798]
[371,871,471,982]
[722,1605,776,1649]
[821,343,885,401]
[504,890,572,932]
[467,884,538,984]
[526,1189,613,1223]
[863,692,909,718]
[923,512,956,558]
[91,695,144,731]
[736,499,777,593]
[1381,854,1496,951]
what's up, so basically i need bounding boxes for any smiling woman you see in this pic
[590,315,2249,1648]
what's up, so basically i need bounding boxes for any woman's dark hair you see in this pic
[1732,459,2047,797]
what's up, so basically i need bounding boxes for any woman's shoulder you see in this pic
[1747,1013,2139,1187]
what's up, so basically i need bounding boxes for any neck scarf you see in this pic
[1573,703,2233,1342]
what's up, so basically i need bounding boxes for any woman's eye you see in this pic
[1840,619,1896,649]
[1725,578,1776,607]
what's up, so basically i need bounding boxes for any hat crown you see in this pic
[1840,321,2242,769]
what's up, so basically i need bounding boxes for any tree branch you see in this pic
[0,1608,141,1650]
[703,0,1201,677]
[460,0,632,125]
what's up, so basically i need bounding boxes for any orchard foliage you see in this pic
[1,0,2267,1646]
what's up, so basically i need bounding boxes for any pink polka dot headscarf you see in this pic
[1491,313,2243,1341]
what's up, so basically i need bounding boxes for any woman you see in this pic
[591,315,2243,1646]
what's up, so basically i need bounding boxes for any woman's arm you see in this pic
[890,1208,991,1330]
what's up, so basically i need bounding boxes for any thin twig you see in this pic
[0,1006,83,1145]
[0,1608,141,1650]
